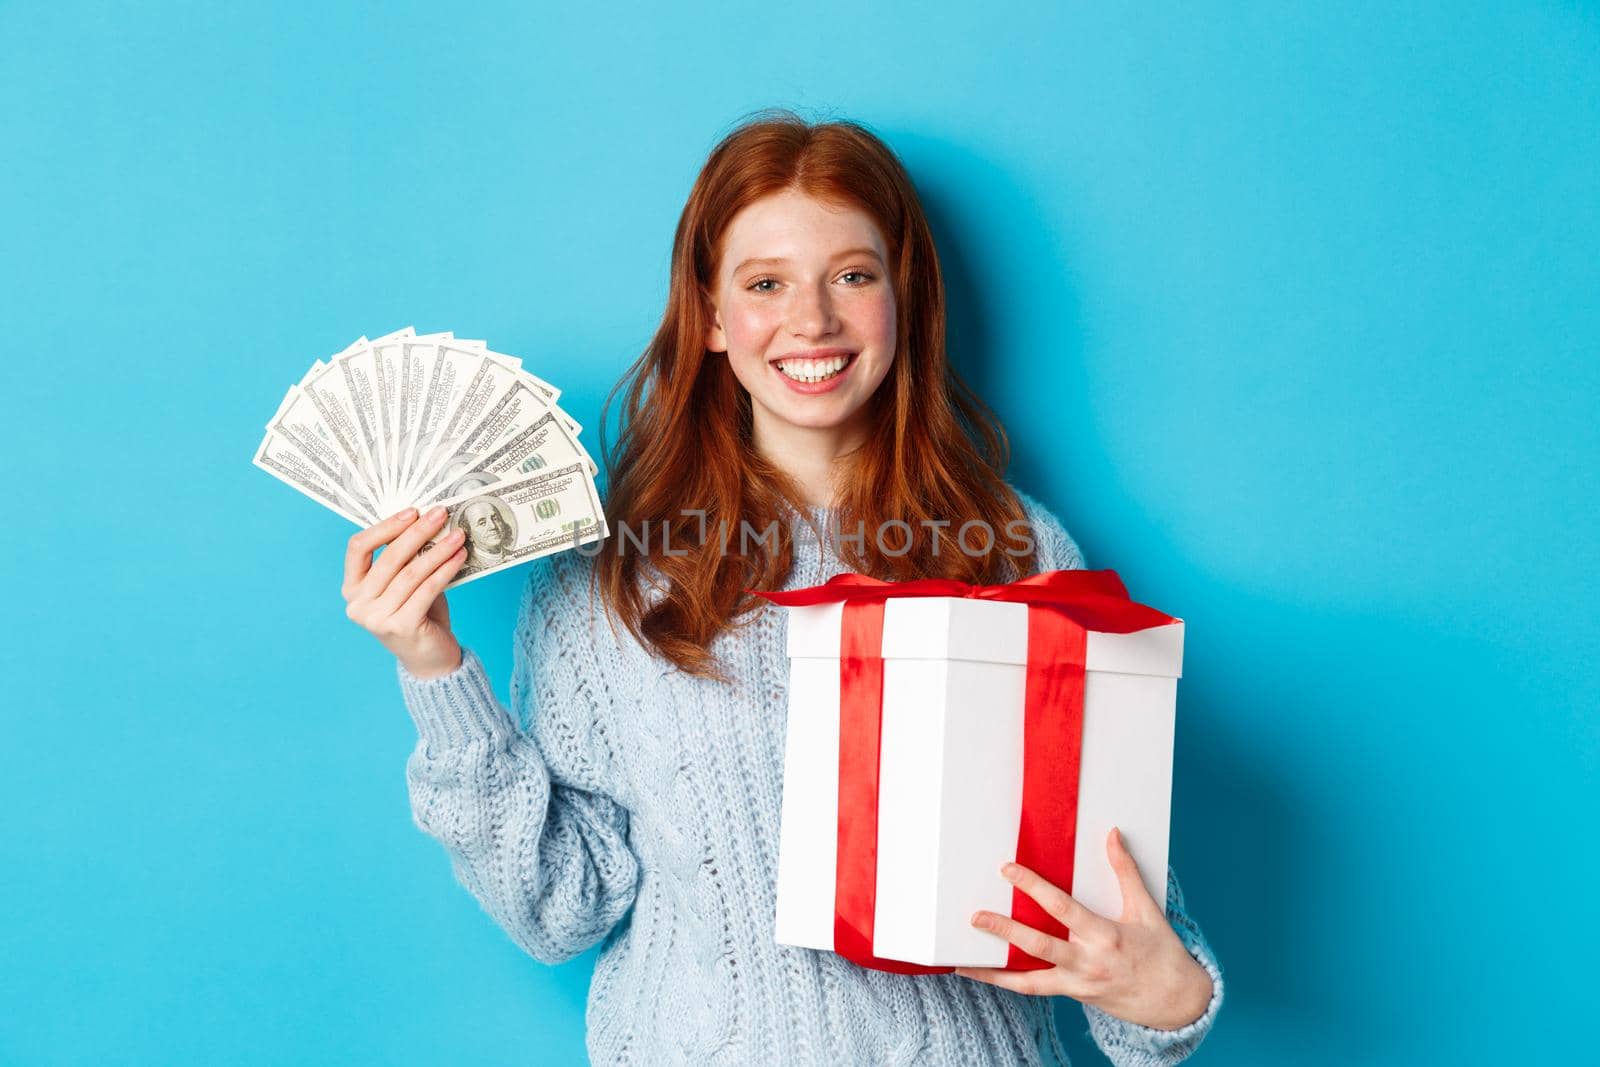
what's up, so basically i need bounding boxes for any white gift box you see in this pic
[772,595,1184,968]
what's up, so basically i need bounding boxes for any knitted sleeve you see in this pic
[397,552,641,965]
[1012,488,1225,1064]
[1082,868,1225,1065]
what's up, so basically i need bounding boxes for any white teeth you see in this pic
[775,355,849,382]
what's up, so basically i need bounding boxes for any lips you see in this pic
[771,351,858,393]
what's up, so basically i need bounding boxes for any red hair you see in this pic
[594,109,1040,681]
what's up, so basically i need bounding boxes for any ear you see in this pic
[702,290,727,354]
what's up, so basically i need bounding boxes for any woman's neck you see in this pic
[752,410,867,509]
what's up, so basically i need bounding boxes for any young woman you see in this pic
[340,111,1224,1066]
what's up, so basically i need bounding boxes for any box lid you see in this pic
[784,596,1184,678]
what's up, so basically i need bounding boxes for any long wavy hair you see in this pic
[593,109,1040,682]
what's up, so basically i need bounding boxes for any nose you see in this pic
[790,279,839,339]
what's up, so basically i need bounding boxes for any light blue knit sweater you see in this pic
[397,489,1224,1065]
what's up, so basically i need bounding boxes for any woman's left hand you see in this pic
[954,827,1214,1031]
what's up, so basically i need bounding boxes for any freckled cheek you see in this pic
[724,304,782,357]
[855,291,898,355]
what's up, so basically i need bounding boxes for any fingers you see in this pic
[375,526,466,620]
[969,909,1080,970]
[951,964,1056,997]
[392,541,470,628]
[359,506,450,600]
[343,508,418,596]
[1002,861,1108,939]
[1106,827,1161,922]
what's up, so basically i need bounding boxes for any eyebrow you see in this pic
[732,247,885,275]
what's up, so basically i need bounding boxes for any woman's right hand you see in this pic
[343,505,469,679]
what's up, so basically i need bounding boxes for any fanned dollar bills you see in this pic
[253,326,609,588]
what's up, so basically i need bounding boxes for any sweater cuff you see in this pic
[397,647,517,751]
[1084,940,1224,1060]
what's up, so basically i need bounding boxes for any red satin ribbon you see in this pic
[751,569,1178,974]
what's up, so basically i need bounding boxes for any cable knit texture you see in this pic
[398,488,1224,1065]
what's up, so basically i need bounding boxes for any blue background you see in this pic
[2,3,1595,1063]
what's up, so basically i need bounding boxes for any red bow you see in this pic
[751,569,1178,974]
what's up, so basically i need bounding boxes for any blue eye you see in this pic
[749,277,777,292]
[841,271,874,284]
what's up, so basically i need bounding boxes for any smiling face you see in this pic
[461,500,511,551]
[703,187,897,458]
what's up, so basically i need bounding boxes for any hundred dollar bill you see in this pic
[382,332,457,497]
[296,333,366,387]
[393,337,439,492]
[412,375,594,506]
[447,337,555,396]
[253,427,376,527]
[418,462,609,590]
[366,328,437,503]
[263,385,381,518]
[332,343,389,509]
[370,337,403,505]
[300,350,383,505]
[397,340,474,496]
[359,326,417,505]
[404,342,583,497]
[481,346,563,402]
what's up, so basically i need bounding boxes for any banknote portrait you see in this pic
[457,496,518,568]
